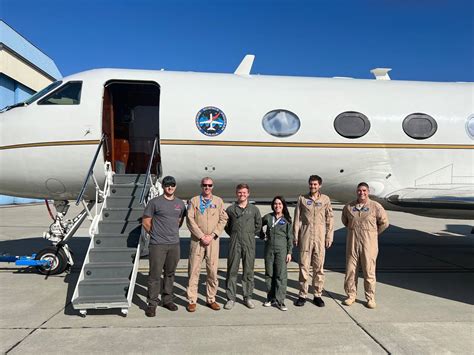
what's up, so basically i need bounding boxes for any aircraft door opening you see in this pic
[102,81,161,175]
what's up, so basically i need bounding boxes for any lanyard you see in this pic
[272,216,282,228]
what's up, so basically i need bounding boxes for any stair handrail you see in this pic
[139,135,159,205]
[76,134,106,206]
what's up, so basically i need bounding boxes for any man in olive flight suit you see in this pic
[341,182,389,309]
[294,175,334,307]
[224,183,262,310]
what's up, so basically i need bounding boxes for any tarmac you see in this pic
[0,203,473,354]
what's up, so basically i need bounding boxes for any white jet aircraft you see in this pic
[0,55,472,273]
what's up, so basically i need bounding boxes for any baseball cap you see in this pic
[162,176,177,187]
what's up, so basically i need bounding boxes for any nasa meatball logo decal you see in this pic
[196,107,227,136]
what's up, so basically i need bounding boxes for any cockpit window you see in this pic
[23,81,63,105]
[38,81,82,105]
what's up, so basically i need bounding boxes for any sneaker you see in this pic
[145,304,156,317]
[294,297,306,307]
[366,300,376,309]
[263,300,272,307]
[224,300,235,310]
[343,297,355,306]
[244,297,255,309]
[313,297,325,307]
[277,302,288,311]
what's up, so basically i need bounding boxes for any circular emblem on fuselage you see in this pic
[195,106,227,136]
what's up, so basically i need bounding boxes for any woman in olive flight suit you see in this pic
[260,196,294,311]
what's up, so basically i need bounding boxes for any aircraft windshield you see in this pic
[23,80,63,105]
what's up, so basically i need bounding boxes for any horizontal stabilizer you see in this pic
[370,68,392,80]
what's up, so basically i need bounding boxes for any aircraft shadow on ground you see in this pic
[1,222,473,316]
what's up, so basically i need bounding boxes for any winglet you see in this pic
[234,54,255,76]
[370,68,392,80]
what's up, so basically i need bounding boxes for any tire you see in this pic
[35,246,68,275]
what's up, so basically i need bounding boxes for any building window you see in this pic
[334,111,370,138]
[38,81,82,105]
[466,115,474,139]
[262,109,301,137]
[402,113,437,139]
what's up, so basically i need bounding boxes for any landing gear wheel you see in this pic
[35,246,68,275]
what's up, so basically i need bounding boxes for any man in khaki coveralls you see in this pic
[186,177,228,312]
[341,182,389,309]
[294,175,334,307]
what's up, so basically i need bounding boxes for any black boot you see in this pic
[295,297,306,307]
[313,297,325,307]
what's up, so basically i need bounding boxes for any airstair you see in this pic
[71,174,150,316]
[71,135,160,317]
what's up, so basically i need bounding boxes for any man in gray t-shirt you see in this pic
[142,176,185,317]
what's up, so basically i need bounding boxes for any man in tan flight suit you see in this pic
[186,177,228,312]
[341,182,389,309]
[294,175,334,307]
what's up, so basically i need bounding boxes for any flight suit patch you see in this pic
[278,220,286,225]
[316,202,322,206]
[306,200,313,205]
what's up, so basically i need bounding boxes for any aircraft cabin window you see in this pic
[466,115,474,139]
[262,109,301,137]
[38,81,82,105]
[402,113,437,139]
[334,111,371,138]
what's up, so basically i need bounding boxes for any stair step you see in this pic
[113,174,148,184]
[98,220,141,234]
[106,196,142,208]
[89,248,136,262]
[72,295,128,308]
[110,184,149,197]
[93,234,140,248]
[77,278,130,297]
[102,208,144,221]
[83,262,133,279]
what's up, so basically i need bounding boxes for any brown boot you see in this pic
[186,303,197,312]
[206,302,221,311]
[145,304,157,317]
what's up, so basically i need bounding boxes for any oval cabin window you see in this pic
[334,111,371,138]
[402,113,437,139]
[466,115,474,139]
[262,110,301,137]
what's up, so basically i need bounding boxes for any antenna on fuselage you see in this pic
[370,68,392,80]
[234,54,255,76]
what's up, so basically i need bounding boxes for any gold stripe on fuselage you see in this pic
[160,139,473,150]
[0,139,472,151]
[0,140,101,150]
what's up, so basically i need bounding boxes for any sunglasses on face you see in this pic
[201,184,213,188]
[164,183,176,188]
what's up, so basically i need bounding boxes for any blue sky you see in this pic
[2,0,473,82]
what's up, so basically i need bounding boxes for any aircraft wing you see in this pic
[385,186,474,211]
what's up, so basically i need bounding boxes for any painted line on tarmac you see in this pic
[325,290,391,355]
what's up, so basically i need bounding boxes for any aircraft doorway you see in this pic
[102,81,161,175]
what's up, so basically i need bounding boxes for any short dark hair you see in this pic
[308,175,322,184]
[236,183,250,191]
[357,182,369,189]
